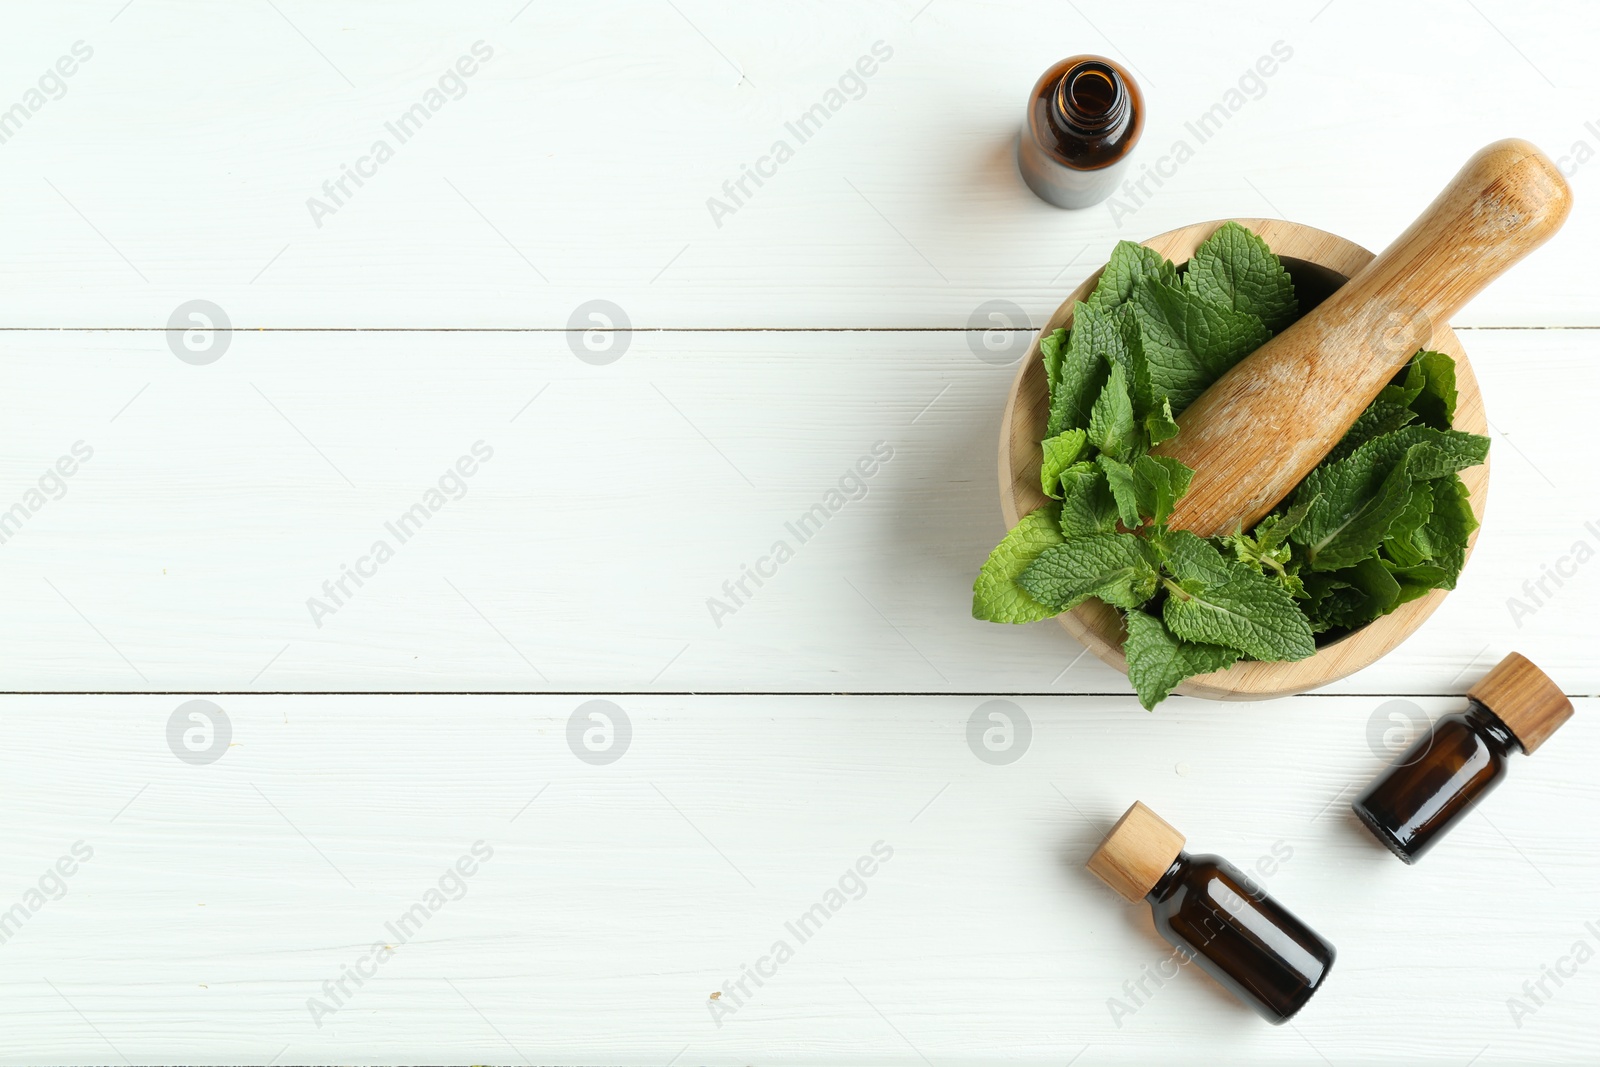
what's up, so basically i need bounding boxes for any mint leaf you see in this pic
[1058,462,1119,536]
[972,506,1064,623]
[1407,350,1458,430]
[1385,560,1449,606]
[1292,426,1488,571]
[1381,483,1435,568]
[1255,500,1311,554]
[1163,567,1315,661]
[1046,304,1112,436]
[1133,454,1194,529]
[1087,241,1178,312]
[1412,474,1477,588]
[1102,303,1153,417]
[1145,395,1180,446]
[1124,610,1239,711]
[1040,327,1066,408]
[1350,425,1489,481]
[1328,399,1416,462]
[1131,278,1272,414]
[1305,556,1400,633]
[1096,455,1142,529]
[1019,533,1160,612]
[1182,221,1298,334]
[1161,528,1241,585]
[1088,363,1139,461]
[1220,502,1310,598]
[1040,429,1089,499]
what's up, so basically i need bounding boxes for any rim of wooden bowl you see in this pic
[997,218,1489,700]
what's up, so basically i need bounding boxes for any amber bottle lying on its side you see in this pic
[1087,802,1335,1024]
[1353,652,1574,864]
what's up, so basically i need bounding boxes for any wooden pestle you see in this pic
[1154,139,1572,537]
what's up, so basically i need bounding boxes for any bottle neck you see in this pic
[1465,698,1523,757]
[1053,60,1129,136]
[1145,850,1189,904]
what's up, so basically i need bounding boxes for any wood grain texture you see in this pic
[0,2,1595,1063]
[0,693,1594,1066]
[999,220,1489,699]
[0,1,1597,328]
[3,326,1592,697]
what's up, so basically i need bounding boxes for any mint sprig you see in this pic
[972,221,1490,709]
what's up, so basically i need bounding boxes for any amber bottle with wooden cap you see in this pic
[1017,55,1144,209]
[1087,802,1335,1024]
[1352,652,1573,864]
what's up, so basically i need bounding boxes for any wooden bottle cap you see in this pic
[1086,801,1185,903]
[1467,652,1573,754]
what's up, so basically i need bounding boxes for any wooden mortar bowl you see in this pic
[997,219,1489,701]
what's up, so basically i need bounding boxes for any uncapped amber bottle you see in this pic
[1353,652,1573,864]
[1087,802,1335,1024]
[1017,55,1144,209]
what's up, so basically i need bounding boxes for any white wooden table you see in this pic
[2,2,1596,1063]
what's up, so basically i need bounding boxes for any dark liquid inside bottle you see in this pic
[1352,700,1518,864]
[1018,56,1143,209]
[1146,852,1335,1024]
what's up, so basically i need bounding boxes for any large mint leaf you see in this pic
[1163,566,1315,661]
[1088,363,1139,461]
[972,506,1064,623]
[1087,241,1178,312]
[1131,278,1272,414]
[1018,533,1160,612]
[1291,426,1488,571]
[1046,303,1112,436]
[1058,463,1119,537]
[1347,425,1489,482]
[1124,610,1239,711]
[1039,428,1088,499]
[1182,221,1297,334]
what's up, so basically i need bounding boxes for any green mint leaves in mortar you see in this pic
[972,221,1489,709]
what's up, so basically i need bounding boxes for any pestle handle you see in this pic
[1155,138,1572,537]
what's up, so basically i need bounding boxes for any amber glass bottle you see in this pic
[1087,802,1335,1024]
[1017,55,1144,208]
[1353,653,1573,864]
